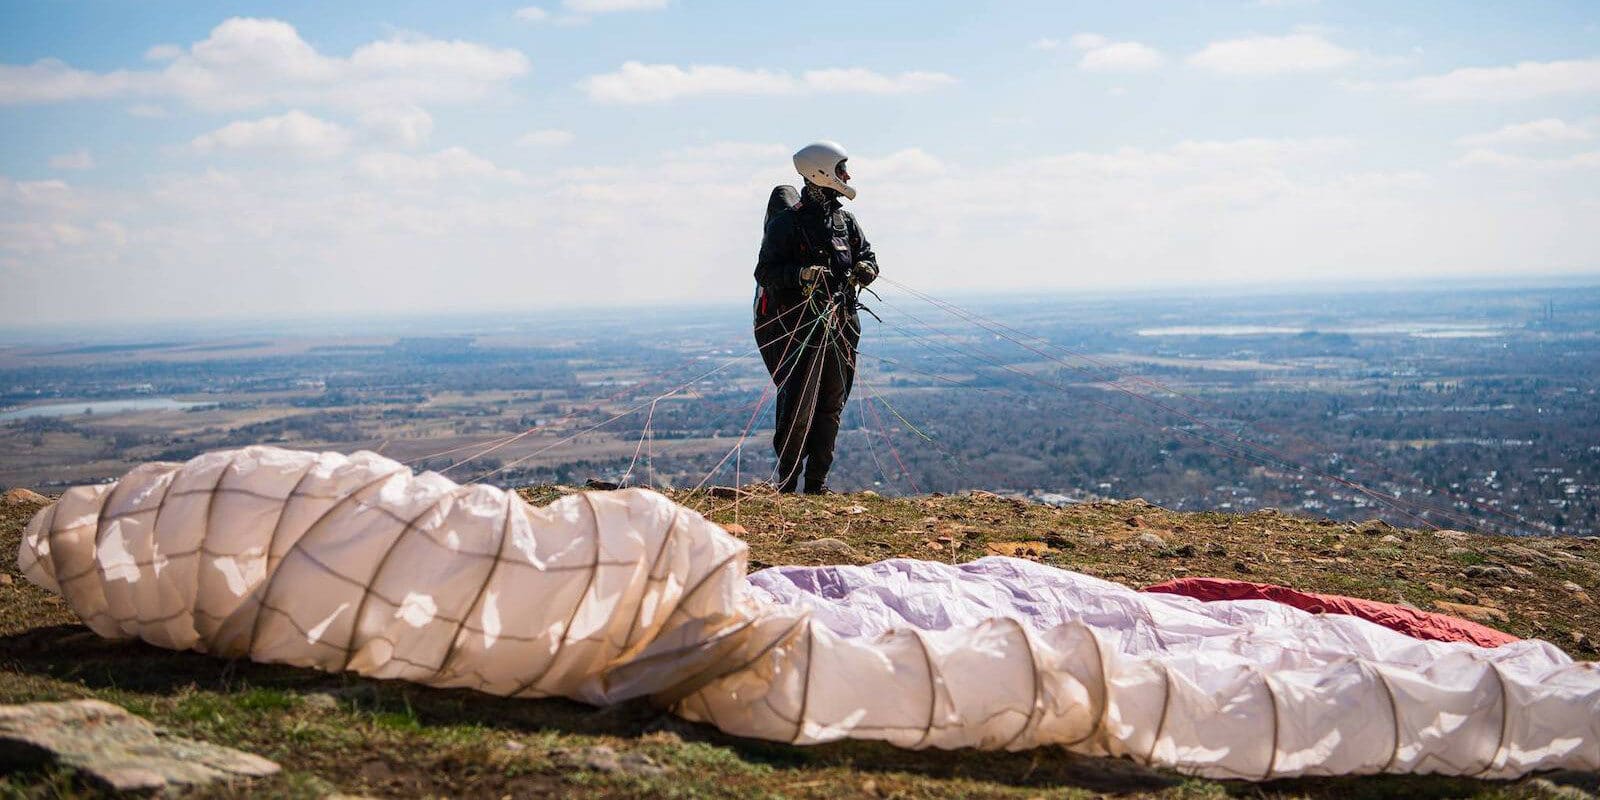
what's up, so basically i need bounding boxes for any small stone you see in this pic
[1465,565,1510,580]
[1433,600,1509,624]
[3,488,48,505]
[858,490,879,498]
[722,523,749,537]
[299,692,339,712]
[1379,534,1403,545]
[617,752,666,777]
[359,758,394,783]
[1446,546,1473,557]
[503,740,527,752]
[986,541,1047,558]
[1433,529,1472,542]
[792,537,859,562]
[569,745,663,776]
[0,574,12,587]
[1562,580,1585,594]
[1447,587,1479,603]
[843,505,867,515]
[580,745,620,772]
[1426,582,1447,593]
[1136,532,1167,548]
[1494,543,1557,566]
[1126,515,1147,528]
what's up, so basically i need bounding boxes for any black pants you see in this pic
[755,302,860,492]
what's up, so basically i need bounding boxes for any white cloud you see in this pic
[853,148,947,180]
[6,134,1598,326]
[0,17,530,113]
[0,59,136,104]
[513,6,549,22]
[1397,58,1600,102]
[581,63,781,103]
[1025,137,1351,180]
[564,0,668,12]
[357,147,525,184]
[580,62,956,104]
[671,141,787,162]
[1071,36,1166,73]
[48,150,96,170]
[1452,148,1600,170]
[517,128,575,147]
[144,44,182,62]
[360,105,434,148]
[1457,118,1593,148]
[191,110,353,159]
[801,68,957,94]
[1189,33,1358,75]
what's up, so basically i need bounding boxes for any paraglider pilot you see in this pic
[753,141,879,494]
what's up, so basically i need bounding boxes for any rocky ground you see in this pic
[1,484,1597,799]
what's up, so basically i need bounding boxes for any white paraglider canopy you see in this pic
[17,446,1600,780]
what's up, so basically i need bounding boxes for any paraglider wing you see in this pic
[17,447,1600,779]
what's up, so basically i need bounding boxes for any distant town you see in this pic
[2,283,1595,537]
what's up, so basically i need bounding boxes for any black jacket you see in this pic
[754,196,876,317]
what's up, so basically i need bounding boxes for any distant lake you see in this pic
[1137,323,1505,338]
[0,397,213,422]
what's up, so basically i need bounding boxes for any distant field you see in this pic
[2,285,1597,535]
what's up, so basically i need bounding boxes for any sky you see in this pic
[1,0,1598,326]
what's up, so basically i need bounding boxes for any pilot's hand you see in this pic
[852,261,879,287]
[799,265,827,285]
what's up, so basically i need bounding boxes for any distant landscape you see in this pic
[2,282,1596,537]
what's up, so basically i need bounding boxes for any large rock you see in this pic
[0,699,278,792]
[2,488,48,506]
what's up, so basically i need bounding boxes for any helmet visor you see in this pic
[835,160,850,184]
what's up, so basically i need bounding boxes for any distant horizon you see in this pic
[3,269,1595,345]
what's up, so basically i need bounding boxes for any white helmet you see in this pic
[793,141,856,200]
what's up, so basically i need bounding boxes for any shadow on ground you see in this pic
[6,623,1582,799]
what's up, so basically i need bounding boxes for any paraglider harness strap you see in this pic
[794,217,881,324]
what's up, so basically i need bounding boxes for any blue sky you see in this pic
[2,0,1598,325]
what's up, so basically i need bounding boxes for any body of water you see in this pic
[1137,323,1506,337]
[0,397,213,422]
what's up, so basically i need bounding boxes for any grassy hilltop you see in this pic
[2,486,1597,799]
